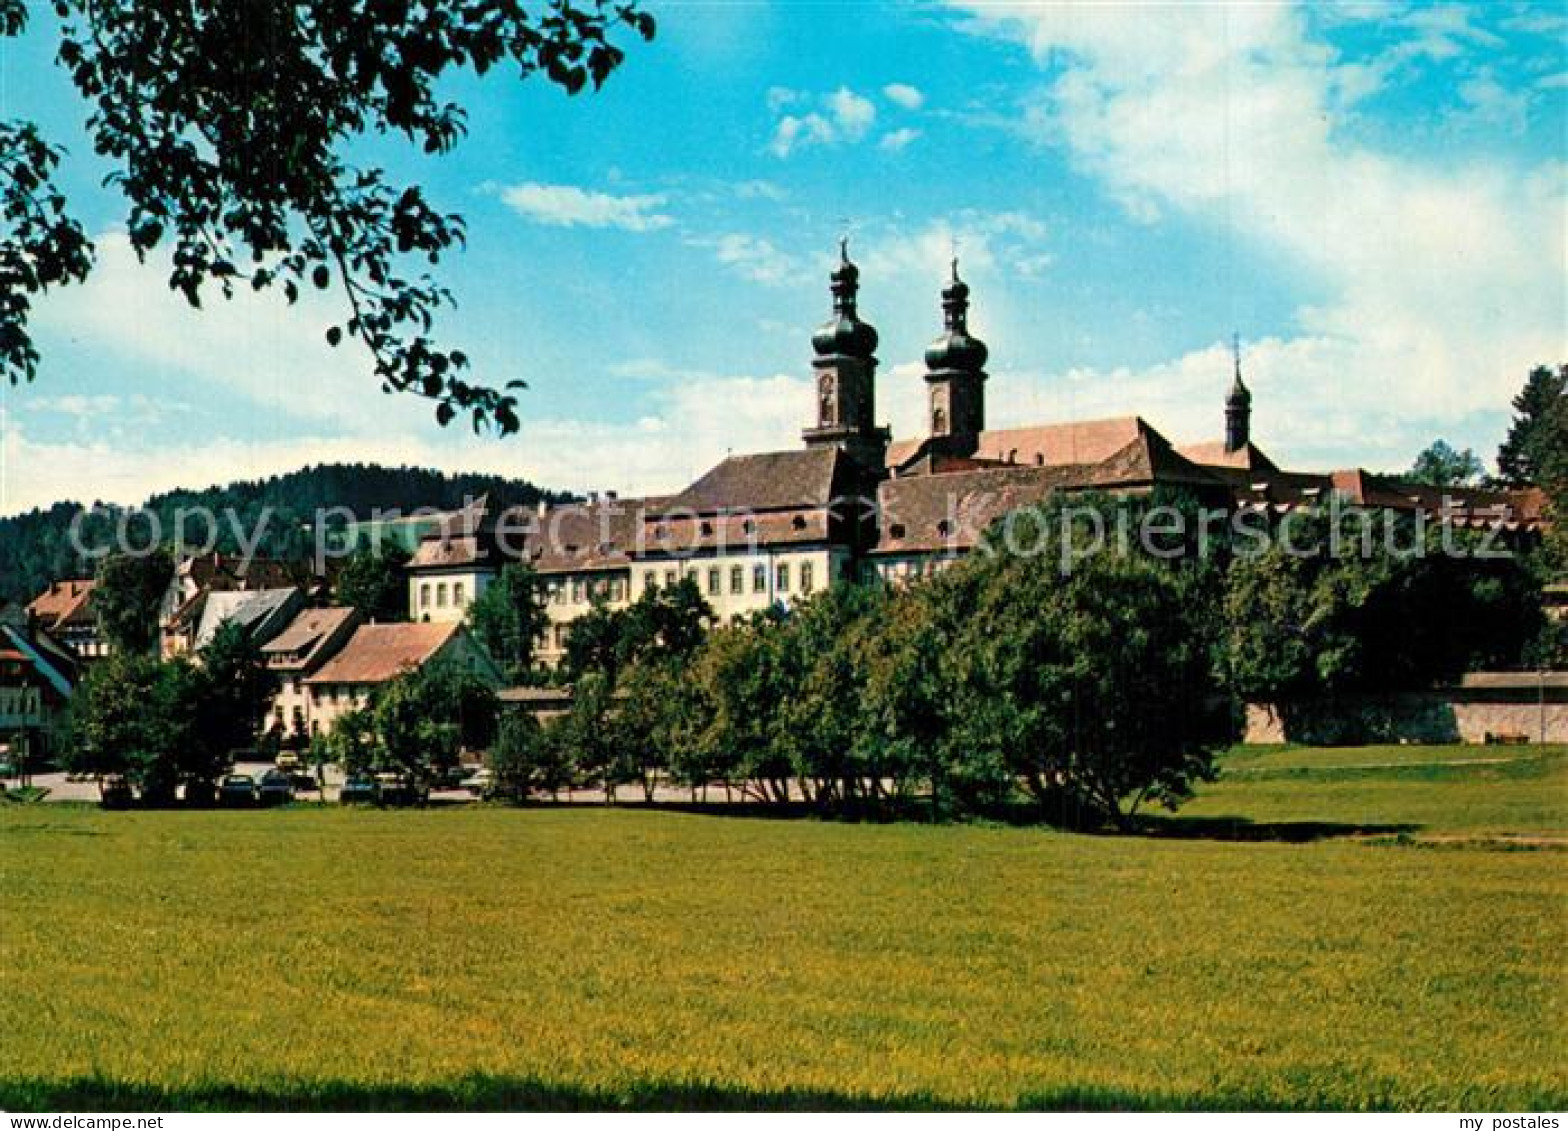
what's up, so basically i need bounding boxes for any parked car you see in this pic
[183,778,217,808]
[257,769,294,806]
[432,765,471,790]
[375,772,428,808]
[339,774,377,805]
[276,752,316,789]
[460,768,495,798]
[100,775,133,810]
[218,773,258,807]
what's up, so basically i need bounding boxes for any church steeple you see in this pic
[1225,332,1252,453]
[803,239,889,468]
[923,258,989,457]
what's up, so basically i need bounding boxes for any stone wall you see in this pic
[1246,678,1568,745]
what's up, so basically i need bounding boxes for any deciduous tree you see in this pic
[3,0,654,431]
[335,540,410,623]
[93,548,174,654]
[1408,439,1484,488]
[465,562,549,680]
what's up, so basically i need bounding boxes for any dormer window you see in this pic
[936,520,951,538]
[890,523,906,539]
[791,515,807,531]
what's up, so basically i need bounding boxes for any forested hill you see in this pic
[0,463,568,605]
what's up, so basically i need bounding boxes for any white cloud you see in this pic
[1452,71,1530,131]
[498,182,673,231]
[693,233,801,287]
[766,86,801,113]
[883,83,925,110]
[879,127,922,152]
[946,1,1566,465]
[768,87,879,157]
[1,374,815,514]
[826,87,877,140]
[28,231,377,430]
[732,179,787,201]
[770,112,838,158]
[857,211,1051,287]
[1395,5,1503,61]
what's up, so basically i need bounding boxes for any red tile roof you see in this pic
[660,448,853,514]
[1175,440,1279,473]
[875,462,1088,555]
[306,622,460,685]
[888,417,1153,472]
[262,606,361,671]
[27,580,95,629]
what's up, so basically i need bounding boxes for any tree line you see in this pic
[0,461,562,604]
[476,490,1554,828]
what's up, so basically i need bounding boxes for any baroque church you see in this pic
[407,244,1547,664]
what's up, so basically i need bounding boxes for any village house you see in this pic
[161,586,306,659]
[26,579,107,662]
[404,246,1546,661]
[303,621,503,733]
[261,606,363,737]
[0,604,78,764]
[157,552,327,658]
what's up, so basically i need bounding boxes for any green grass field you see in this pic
[2,745,1565,1111]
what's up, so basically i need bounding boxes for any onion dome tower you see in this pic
[923,258,989,458]
[1225,333,1252,453]
[802,239,890,469]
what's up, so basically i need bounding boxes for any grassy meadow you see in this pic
[1,744,1565,1111]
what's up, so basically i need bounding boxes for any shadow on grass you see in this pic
[1128,815,1422,844]
[0,1073,1451,1113]
[499,799,1423,844]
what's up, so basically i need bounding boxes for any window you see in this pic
[685,567,698,585]
[730,565,744,594]
[707,567,721,596]
[436,583,448,608]
[453,582,465,606]
[776,563,790,593]
[753,564,766,593]
[572,579,586,604]
[800,563,814,593]
[554,625,568,648]
[552,583,566,605]
[420,583,431,608]
[665,569,677,587]
[645,570,659,593]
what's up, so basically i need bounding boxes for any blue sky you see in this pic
[1,1,1564,513]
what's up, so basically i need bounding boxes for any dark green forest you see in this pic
[0,463,566,604]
